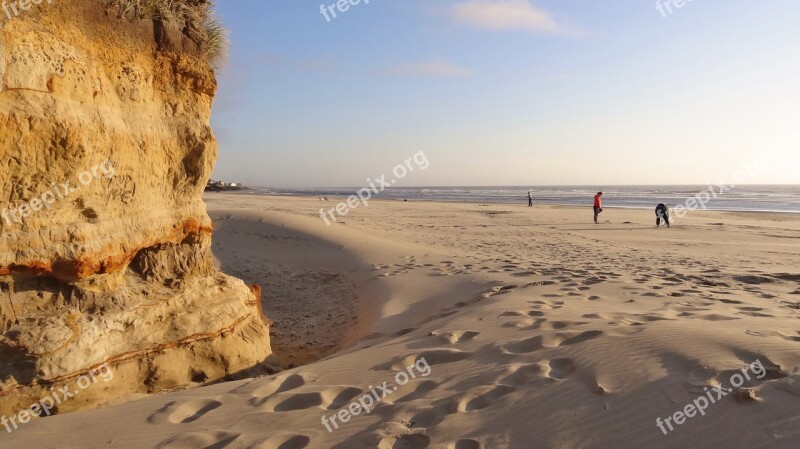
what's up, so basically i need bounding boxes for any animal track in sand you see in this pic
[156,431,239,449]
[148,398,222,424]
[248,434,311,449]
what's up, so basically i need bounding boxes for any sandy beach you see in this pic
[4,193,798,449]
[3,2,799,448]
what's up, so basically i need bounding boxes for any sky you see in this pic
[210,0,800,188]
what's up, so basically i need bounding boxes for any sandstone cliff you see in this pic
[0,0,272,415]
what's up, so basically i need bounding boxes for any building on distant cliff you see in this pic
[206,179,244,192]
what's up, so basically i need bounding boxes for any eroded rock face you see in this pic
[0,1,272,415]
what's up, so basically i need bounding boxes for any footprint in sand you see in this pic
[500,363,551,386]
[694,314,740,321]
[778,332,800,343]
[452,439,482,449]
[498,311,526,318]
[738,310,775,318]
[255,392,324,411]
[528,299,562,309]
[376,349,473,371]
[378,433,431,449]
[503,330,603,354]
[148,398,222,424]
[247,434,311,449]
[547,358,577,380]
[156,431,239,449]
[253,386,363,412]
[457,385,516,412]
[501,317,538,329]
[437,330,480,345]
[248,373,318,399]
[408,403,454,428]
[503,336,545,354]
[539,320,591,330]
[389,380,441,405]
[559,330,604,346]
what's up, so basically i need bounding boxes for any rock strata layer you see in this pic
[0,0,272,415]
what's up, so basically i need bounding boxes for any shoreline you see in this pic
[211,191,800,217]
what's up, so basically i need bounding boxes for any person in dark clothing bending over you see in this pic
[655,203,670,228]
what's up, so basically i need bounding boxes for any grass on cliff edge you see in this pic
[105,0,229,67]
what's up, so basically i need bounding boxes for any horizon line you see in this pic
[242,183,800,190]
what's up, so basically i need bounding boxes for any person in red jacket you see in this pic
[593,192,603,224]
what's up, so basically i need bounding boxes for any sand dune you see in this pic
[4,194,799,449]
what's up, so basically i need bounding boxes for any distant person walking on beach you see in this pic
[527,191,533,207]
[656,203,670,228]
[593,192,603,224]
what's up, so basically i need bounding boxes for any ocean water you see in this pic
[249,185,800,214]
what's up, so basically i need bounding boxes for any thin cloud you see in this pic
[386,58,472,78]
[451,0,562,33]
